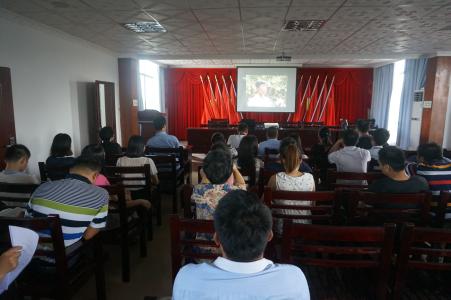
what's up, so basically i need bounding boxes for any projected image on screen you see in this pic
[246,75,287,108]
[237,67,297,113]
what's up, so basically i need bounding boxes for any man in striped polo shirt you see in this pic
[26,156,108,246]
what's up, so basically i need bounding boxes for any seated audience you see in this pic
[173,190,310,299]
[368,146,429,193]
[211,132,236,157]
[415,143,451,196]
[99,126,122,160]
[227,122,248,150]
[258,126,280,156]
[45,133,75,180]
[146,114,182,148]
[192,149,246,220]
[265,137,313,174]
[310,126,333,182]
[369,128,390,160]
[236,135,264,181]
[356,119,372,150]
[268,142,315,231]
[328,129,371,173]
[117,135,159,185]
[26,156,109,247]
[0,144,39,184]
[0,145,39,212]
[289,134,308,160]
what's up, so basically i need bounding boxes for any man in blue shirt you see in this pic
[258,126,280,156]
[173,190,310,299]
[146,115,182,148]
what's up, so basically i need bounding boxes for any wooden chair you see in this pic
[0,215,105,300]
[349,191,432,226]
[0,182,39,207]
[257,168,277,196]
[237,165,257,187]
[433,192,451,228]
[145,146,192,184]
[169,215,217,282]
[393,224,451,299]
[180,184,194,219]
[263,187,339,227]
[326,169,385,190]
[103,164,160,232]
[102,185,147,282]
[281,221,396,300]
[263,148,279,165]
[38,162,71,181]
[147,154,184,213]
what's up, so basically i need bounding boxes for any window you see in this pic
[139,60,160,111]
[387,60,406,145]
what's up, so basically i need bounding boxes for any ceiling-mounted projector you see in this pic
[276,54,291,62]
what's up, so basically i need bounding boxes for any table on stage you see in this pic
[186,127,342,153]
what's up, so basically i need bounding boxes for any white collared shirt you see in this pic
[328,146,371,173]
[213,257,273,274]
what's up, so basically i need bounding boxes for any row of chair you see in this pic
[170,215,451,299]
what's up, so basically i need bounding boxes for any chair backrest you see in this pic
[237,165,257,187]
[258,168,278,195]
[169,215,217,281]
[350,191,431,225]
[264,187,337,224]
[147,154,177,179]
[326,169,385,189]
[103,164,152,195]
[0,182,39,205]
[38,162,71,181]
[145,146,183,157]
[281,221,396,299]
[100,185,127,225]
[394,224,451,298]
[434,191,450,227]
[264,148,279,164]
[181,184,194,218]
[0,215,68,276]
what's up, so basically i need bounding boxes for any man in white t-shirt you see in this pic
[328,129,371,173]
[227,123,248,150]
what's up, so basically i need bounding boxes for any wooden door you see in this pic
[95,81,116,141]
[0,67,16,169]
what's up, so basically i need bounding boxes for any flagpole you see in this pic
[309,75,328,122]
[207,75,219,118]
[287,74,303,122]
[222,75,233,123]
[302,75,319,122]
[299,75,312,114]
[318,75,335,122]
[230,75,243,120]
[214,74,224,119]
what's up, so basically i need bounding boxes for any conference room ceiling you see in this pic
[2,0,451,67]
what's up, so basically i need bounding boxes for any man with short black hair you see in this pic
[173,190,310,299]
[369,128,390,160]
[26,156,109,246]
[258,126,280,156]
[356,119,372,150]
[192,149,245,220]
[368,146,429,193]
[146,114,182,148]
[99,126,122,159]
[227,122,248,150]
[328,129,371,173]
[416,143,451,196]
[0,144,38,185]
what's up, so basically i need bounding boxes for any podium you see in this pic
[138,110,165,141]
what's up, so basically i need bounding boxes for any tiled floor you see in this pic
[75,196,176,300]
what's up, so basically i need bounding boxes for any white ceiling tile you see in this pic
[135,0,190,10]
[286,6,337,20]
[82,0,140,10]
[188,0,238,9]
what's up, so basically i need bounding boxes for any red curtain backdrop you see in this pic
[165,68,373,140]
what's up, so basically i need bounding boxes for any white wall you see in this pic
[0,10,121,175]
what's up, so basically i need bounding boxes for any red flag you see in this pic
[207,76,220,118]
[325,87,336,126]
[229,79,241,123]
[292,76,309,122]
[221,81,231,122]
[214,79,224,118]
[200,76,212,124]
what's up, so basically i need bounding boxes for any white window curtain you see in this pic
[370,63,394,129]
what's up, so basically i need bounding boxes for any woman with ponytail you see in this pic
[268,137,315,232]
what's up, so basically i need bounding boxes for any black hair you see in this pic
[99,126,114,142]
[356,119,370,133]
[237,135,258,172]
[81,144,105,165]
[72,155,102,173]
[210,142,230,153]
[318,126,331,145]
[418,143,443,164]
[373,128,390,146]
[211,132,226,145]
[153,115,166,131]
[342,129,359,146]
[50,133,73,157]
[5,144,31,162]
[125,135,146,158]
[203,149,233,184]
[237,122,248,134]
[266,126,278,139]
[289,134,305,155]
[214,190,272,262]
[378,146,405,172]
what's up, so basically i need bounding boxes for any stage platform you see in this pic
[187,127,342,153]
